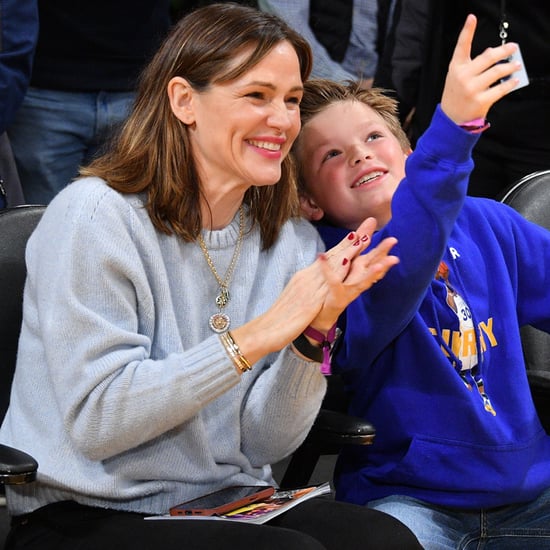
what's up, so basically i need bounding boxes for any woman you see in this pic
[0,4,420,549]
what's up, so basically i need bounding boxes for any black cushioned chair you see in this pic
[0,206,43,486]
[500,169,550,430]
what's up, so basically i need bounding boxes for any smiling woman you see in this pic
[166,40,304,203]
[0,3,420,550]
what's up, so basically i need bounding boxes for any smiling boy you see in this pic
[293,14,550,550]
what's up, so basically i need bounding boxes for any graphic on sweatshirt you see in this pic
[435,261,496,416]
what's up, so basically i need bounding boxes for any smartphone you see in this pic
[498,44,529,91]
[169,485,275,516]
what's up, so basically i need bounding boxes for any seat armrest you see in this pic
[278,409,375,488]
[0,443,38,484]
[308,409,375,447]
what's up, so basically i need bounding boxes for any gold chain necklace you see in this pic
[197,206,245,333]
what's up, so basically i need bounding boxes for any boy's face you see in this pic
[297,100,408,230]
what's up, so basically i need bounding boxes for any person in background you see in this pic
[258,0,396,88]
[170,0,257,19]
[7,0,172,205]
[381,0,550,198]
[0,4,421,549]
[0,0,38,208]
[295,14,550,549]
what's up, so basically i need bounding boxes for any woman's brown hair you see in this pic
[80,3,312,249]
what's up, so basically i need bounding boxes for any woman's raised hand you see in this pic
[310,217,398,333]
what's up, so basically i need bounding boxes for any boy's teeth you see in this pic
[354,171,383,187]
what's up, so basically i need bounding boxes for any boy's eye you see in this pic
[322,149,341,162]
[367,132,383,142]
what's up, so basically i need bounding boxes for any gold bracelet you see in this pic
[219,331,252,374]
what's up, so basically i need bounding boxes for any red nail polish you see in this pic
[361,235,369,242]
[347,232,355,240]
[354,239,360,246]
[342,258,349,265]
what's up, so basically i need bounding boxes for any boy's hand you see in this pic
[441,14,521,124]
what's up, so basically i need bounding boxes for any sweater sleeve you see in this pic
[23,183,249,460]
[337,105,479,371]
[238,220,328,466]
[240,347,327,466]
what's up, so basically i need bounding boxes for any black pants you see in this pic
[6,498,422,549]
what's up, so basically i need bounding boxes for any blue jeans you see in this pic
[8,87,135,205]
[369,488,550,549]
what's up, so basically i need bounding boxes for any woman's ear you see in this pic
[299,193,325,221]
[167,76,195,124]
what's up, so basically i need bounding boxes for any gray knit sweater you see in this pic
[1,177,327,516]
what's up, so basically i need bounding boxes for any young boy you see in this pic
[294,14,550,549]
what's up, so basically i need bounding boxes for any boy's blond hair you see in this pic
[294,79,411,193]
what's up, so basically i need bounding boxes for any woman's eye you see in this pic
[286,95,301,106]
[246,91,264,100]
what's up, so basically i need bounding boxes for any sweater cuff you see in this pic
[416,105,480,165]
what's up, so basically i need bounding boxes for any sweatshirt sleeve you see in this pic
[337,105,479,371]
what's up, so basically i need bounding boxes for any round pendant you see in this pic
[209,312,230,333]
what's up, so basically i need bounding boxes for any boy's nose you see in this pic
[350,146,372,165]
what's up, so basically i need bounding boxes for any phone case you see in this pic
[169,485,275,516]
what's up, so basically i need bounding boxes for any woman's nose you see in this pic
[267,101,293,131]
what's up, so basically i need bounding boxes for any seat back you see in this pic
[501,170,550,427]
[0,205,46,421]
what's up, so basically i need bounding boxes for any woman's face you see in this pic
[177,40,303,192]
[297,100,408,230]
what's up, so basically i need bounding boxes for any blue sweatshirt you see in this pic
[318,107,550,509]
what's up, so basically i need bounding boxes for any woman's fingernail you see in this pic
[347,232,356,240]
[354,239,361,246]
[342,258,349,266]
[361,234,369,242]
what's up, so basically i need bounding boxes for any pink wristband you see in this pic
[303,324,339,375]
[459,118,490,134]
